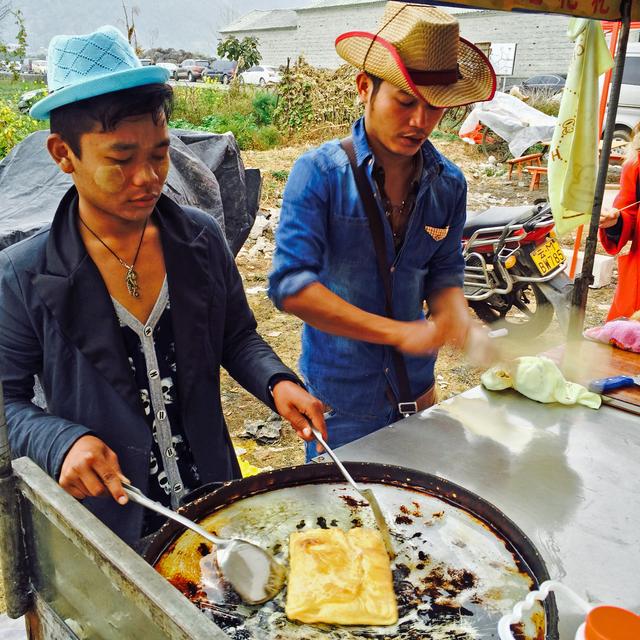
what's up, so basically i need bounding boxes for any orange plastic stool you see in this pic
[585,606,640,640]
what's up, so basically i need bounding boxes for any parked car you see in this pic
[139,58,153,67]
[604,42,640,151]
[156,60,179,79]
[0,60,22,73]
[203,58,237,84]
[238,65,281,86]
[175,59,210,82]
[31,59,48,75]
[520,73,566,95]
[17,87,48,113]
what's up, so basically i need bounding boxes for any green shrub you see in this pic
[252,125,280,150]
[252,91,278,126]
[0,99,44,159]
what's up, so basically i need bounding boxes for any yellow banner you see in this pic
[548,19,613,236]
[434,0,639,22]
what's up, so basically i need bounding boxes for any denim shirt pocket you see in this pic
[329,213,376,266]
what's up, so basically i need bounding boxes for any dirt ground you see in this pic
[228,135,615,473]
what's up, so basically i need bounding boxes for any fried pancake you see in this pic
[285,527,398,626]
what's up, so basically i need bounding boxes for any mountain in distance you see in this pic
[2,0,304,56]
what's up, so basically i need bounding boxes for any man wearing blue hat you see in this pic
[0,26,326,545]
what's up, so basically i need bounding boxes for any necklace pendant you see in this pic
[125,267,140,298]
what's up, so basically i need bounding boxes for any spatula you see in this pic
[309,426,396,559]
[122,482,286,604]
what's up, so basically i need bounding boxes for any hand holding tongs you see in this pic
[308,425,396,559]
[122,482,285,604]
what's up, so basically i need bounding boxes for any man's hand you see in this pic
[393,319,442,355]
[271,380,327,443]
[599,208,620,229]
[59,435,129,505]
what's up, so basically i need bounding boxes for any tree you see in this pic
[0,5,27,80]
[216,36,261,73]
[121,1,143,57]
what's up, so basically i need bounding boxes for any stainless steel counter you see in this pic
[325,386,640,639]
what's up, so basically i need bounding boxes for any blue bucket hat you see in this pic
[30,25,170,120]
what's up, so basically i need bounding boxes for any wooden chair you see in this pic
[524,166,548,191]
[506,152,543,181]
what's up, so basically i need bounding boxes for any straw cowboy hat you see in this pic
[30,25,169,120]
[335,1,496,108]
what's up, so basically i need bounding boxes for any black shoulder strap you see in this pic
[340,137,416,413]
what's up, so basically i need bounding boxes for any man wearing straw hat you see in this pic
[269,2,496,459]
[0,26,326,545]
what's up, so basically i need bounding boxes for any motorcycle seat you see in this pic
[463,205,538,236]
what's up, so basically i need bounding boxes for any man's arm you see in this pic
[282,281,444,355]
[0,251,128,504]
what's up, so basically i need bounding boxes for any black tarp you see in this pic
[0,129,260,256]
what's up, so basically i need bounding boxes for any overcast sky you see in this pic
[3,1,306,55]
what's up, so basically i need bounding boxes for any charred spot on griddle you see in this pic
[395,515,413,525]
[340,494,367,508]
[410,531,422,539]
[450,568,477,590]
[197,542,209,557]
[418,550,429,562]
[350,517,362,527]
[316,516,328,529]
[170,576,201,598]
[418,601,464,622]
[272,542,282,554]
[295,519,305,530]
[422,565,478,599]
[416,563,425,570]
[452,539,467,548]
[330,519,338,527]
[393,563,411,580]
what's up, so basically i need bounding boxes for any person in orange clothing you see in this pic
[599,123,640,320]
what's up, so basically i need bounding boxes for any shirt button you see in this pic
[173,483,183,493]
[166,447,175,457]
[157,409,166,421]
[149,369,159,379]
[390,266,395,273]
[144,326,153,337]
[384,367,390,374]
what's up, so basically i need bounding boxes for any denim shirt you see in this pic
[269,117,466,420]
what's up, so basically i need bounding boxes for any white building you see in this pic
[220,0,578,83]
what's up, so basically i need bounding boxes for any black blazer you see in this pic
[0,187,299,544]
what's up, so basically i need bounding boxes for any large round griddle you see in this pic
[146,462,558,639]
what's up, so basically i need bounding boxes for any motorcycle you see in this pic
[462,201,573,338]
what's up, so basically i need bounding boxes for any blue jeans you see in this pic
[305,406,398,462]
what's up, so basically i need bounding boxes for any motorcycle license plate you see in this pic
[530,238,566,276]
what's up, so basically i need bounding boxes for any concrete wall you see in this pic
[457,11,574,85]
[225,27,298,68]
[294,2,386,68]
[228,6,576,80]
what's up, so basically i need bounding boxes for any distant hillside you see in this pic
[2,0,304,56]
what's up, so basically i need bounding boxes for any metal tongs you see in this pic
[309,426,396,559]
[122,482,286,604]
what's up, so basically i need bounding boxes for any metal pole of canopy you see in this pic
[568,0,632,338]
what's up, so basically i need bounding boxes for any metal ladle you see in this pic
[122,482,286,604]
